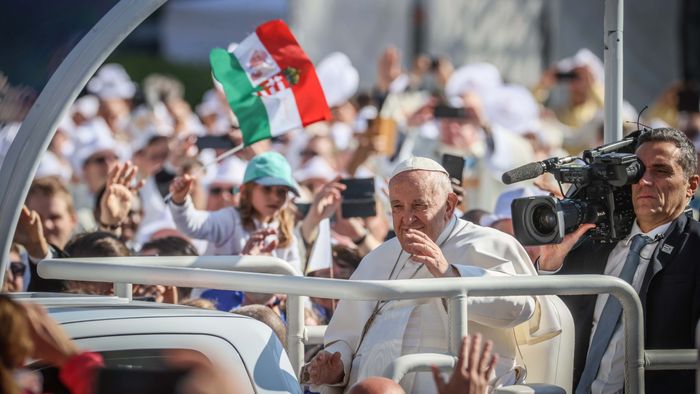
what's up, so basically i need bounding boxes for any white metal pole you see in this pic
[447,294,469,355]
[286,293,307,376]
[114,283,132,300]
[604,0,624,143]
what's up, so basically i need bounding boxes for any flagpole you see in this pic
[162,143,245,203]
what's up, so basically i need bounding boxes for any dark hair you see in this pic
[332,245,361,271]
[141,236,198,257]
[63,232,129,295]
[462,209,489,225]
[230,304,287,348]
[637,127,698,177]
[140,236,198,300]
[64,232,131,257]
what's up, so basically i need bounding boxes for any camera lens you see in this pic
[532,205,558,235]
[512,196,564,245]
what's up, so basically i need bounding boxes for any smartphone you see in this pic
[295,202,311,217]
[433,105,467,119]
[340,178,376,218]
[677,85,700,113]
[195,135,237,150]
[555,70,578,81]
[441,153,465,185]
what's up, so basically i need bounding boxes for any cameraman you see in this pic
[537,128,700,394]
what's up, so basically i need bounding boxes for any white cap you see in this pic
[70,95,100,118]
[480,187,548,227]
[35,151,72,183]
[445,63,502,102]
[483,84,541,135]
[317,52,359,108]
[71,132,119,175]
[556,48,604,85]
[294,156,337,183]
[204,156,247,187]
[355,105,378,133]
[87,63,137,100]
[389,156,448,181]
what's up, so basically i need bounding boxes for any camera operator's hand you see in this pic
[537,223,596,272]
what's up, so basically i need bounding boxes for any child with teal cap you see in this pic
[168,151,301,276]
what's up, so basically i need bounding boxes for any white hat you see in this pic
[204,156,247,187]
[556,48,604,85]
[480,187,548,227]
[317,52,359,108]
[87,63,137,100]
[389,156,448,181]
[35,151,72,183]
[445,63,502,102]
[484,84,541,135]
[294,156,337,183]
[71,132,119,175]
[70,117,113,146]
[355,105,378,133]
[70,95,100,118]
[196,98,221,118]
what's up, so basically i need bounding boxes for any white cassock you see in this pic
[317,216,538,394]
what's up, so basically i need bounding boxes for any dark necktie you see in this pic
[575,234,654,394]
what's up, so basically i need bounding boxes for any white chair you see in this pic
[495,295,575,394]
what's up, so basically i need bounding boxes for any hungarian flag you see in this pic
[210,20,332,146]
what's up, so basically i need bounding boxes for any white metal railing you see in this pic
[40,256,307,376]
[38,257,657,393]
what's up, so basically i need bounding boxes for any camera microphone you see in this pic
[501,162,545,185]
[502,157,576,185]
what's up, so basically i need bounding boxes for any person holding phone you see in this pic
[168,151,302,274]
[304,157,538,394]
[532,48,604,130]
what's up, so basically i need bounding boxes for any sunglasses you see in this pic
[10,262,25,276]
[209,186,238,195]
[300,149,318,157]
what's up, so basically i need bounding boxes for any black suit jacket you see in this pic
[558,213,700,393]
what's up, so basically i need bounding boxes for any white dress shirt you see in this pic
[589,221,669,394]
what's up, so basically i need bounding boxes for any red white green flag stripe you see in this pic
[210,20,331,146]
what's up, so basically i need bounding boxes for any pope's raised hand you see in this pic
[304,351,344,385]
[402,229,456,277]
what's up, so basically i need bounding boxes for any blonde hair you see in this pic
[237,184,295,248]
[0,295,33,394]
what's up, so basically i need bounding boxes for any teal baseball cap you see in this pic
[243,151,300,196]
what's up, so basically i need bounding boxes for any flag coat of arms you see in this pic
[210,20,332,146]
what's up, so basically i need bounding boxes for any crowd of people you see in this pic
[2,43,700,394]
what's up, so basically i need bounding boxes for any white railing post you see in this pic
[447,293,469,355]
[286,291,306,376]
[114,283,132,300]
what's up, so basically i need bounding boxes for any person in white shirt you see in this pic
[304,156,537,393]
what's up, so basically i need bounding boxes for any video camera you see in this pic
[502,132,645,245]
